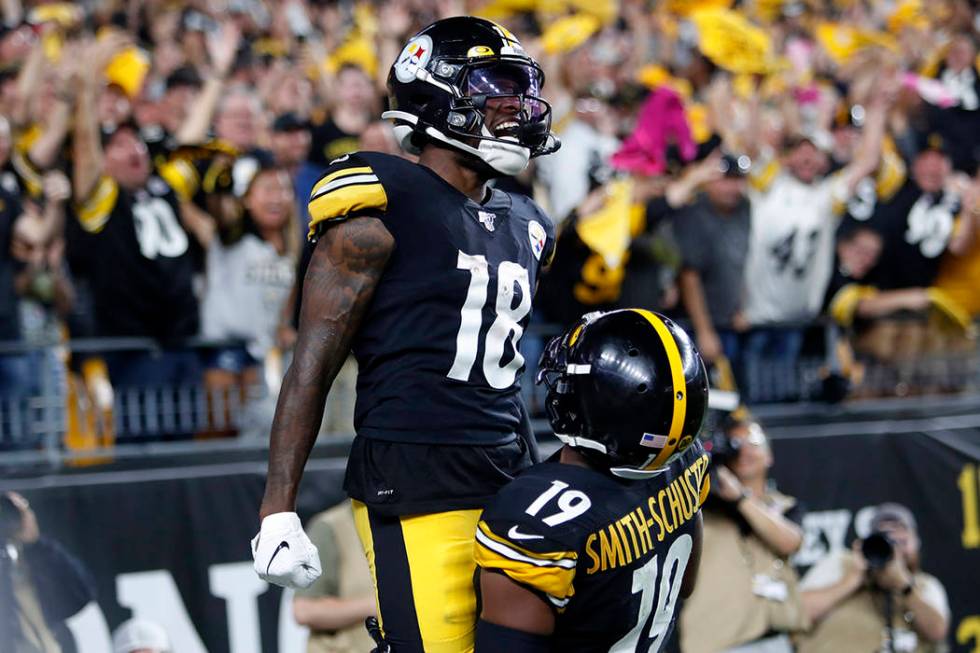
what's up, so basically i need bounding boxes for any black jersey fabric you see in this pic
[475,442,710,652]
[66,176,199,340]
[307,152,555,447]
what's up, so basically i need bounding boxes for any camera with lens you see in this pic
[703,430,742,466]
[861,531,895,570]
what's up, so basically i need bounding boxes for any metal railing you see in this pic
[0,319,977,462]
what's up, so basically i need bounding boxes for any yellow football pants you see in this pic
[352,500,483,653]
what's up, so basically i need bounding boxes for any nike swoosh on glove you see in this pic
[252,512,322,588]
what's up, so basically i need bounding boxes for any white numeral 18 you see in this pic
[447,251,531,389]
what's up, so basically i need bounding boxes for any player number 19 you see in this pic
[610,534,693,653]
[448,251,531,390]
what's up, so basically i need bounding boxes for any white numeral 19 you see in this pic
[448,251,531,390]
[610,534,693,652]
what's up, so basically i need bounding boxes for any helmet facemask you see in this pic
[385,55,560,175]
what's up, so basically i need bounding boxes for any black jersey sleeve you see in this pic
[306,152,389,240]
[474,476,583,610]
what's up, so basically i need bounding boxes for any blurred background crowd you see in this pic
[0,0,979,449]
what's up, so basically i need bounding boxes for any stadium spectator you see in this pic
[536,95,620,225]
[739,87,892,388]
[679,417,808,653]
[798,503,950,653]
[201,158,297,391]
[67,37,201,393]
[866,133,974,292]
[308,64,376,167]
[216,85,266,156]
[293,502,376,653]
[924,31,979,174]
[0,187,25,395]
[0,492,96,652]
[675,153,752,366]
[270,113,313,178]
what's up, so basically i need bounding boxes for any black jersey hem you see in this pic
[343,435,533,517]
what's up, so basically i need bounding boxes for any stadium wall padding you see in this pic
[6,429,980,653]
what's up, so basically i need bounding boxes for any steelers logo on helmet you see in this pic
[382,16,560,176]
[536,309,709,479]
[394,34,433,84]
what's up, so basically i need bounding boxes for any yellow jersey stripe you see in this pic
[828,283,877,327]
[307,182,388,239]
[631,309,687,470]
[476,522,578,566]
[475,545,578,600]
[10,149,43,197]
[310,166,375,198]
[75,177,119,233]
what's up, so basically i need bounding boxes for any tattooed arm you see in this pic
[259,217,394,518]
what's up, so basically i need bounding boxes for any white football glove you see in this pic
[252,512,322,589]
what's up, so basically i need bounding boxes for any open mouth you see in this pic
[493,120,520,138]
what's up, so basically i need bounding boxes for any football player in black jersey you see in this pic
[474,309,710,653]
[252,17,559,652]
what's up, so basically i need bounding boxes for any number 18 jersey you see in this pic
[475,443,710,652]
[307,152,555,446]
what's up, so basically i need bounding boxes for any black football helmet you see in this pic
[382,16,560,176]
[537,309,709,479]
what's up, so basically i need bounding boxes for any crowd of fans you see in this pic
[0,0,978,444]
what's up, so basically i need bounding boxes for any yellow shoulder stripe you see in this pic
[476,521,578,565]
[829,283,877,327]
[75,177,119,233]
[311,166,375,198]
[307,182,388,239]
[630,310,687,470]
[475,523,577,600]
[10,149,43,198]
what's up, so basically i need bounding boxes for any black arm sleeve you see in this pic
[22,537,96,623]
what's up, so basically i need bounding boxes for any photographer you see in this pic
[0,492,96,653]
[798,504,950,653]
[679,417,809,652]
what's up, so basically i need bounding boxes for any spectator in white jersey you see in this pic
[201,156,297,394]
[738,84,893,396]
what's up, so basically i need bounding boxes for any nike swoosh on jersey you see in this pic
[267,541,290,575]
[508,525,545,541]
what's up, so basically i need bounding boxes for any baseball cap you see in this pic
[112,618,171,653]
[165,66,203,91]
[271,112,309,133]
[916,131,950,158]
[870,502,918,533]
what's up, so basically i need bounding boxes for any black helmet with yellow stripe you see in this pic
[536,309,708,479]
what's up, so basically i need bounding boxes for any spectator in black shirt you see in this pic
[675,154,752,366]
[0,492,96,653]
[865,133,974,291]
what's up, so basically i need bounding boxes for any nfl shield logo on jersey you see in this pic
[528,220,546,260]
[478,211,496,232]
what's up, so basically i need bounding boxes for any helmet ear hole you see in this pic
[637,383,648,394]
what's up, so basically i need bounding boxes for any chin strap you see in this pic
[382,110,531,175]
